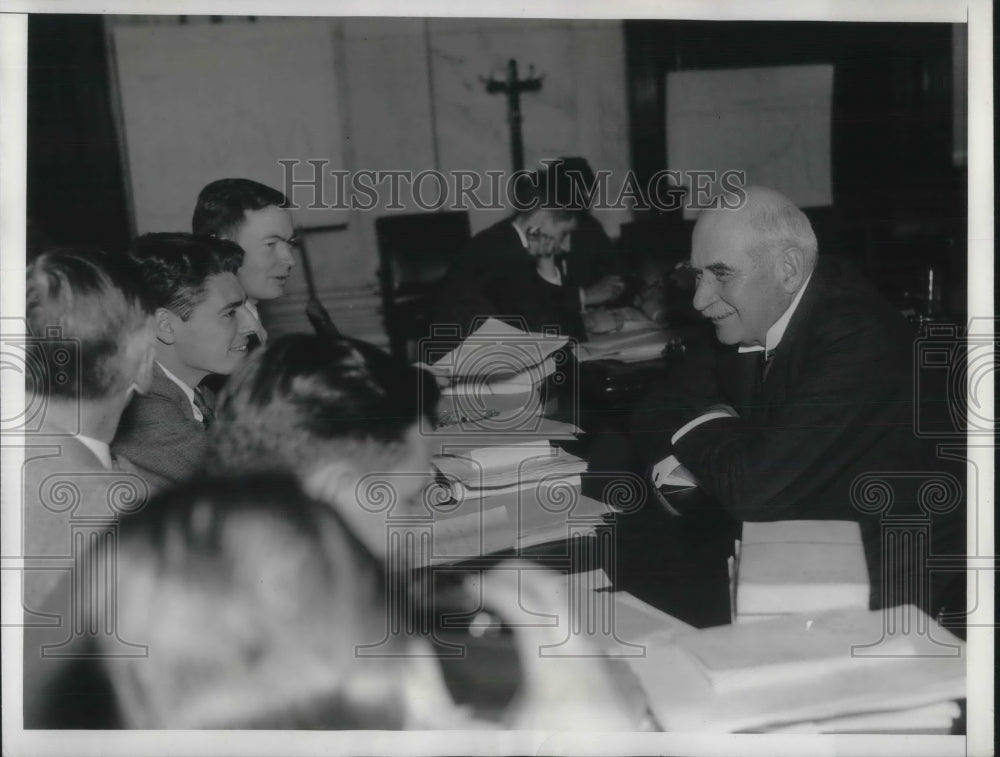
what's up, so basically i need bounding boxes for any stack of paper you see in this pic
[432,444,587,501]
[578,327,677,364]
[422,483,613,564]
[584,306,658,335]
[766,700,961,734]
[735,520,870,623]
[424,417,580,449]
[418,318,568,426]
[627,605,966,733]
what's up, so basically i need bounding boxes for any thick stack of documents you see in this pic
[627,605,965,733]
[432,443,587,501]
[422,483,612,563]
[417,318,568,428]
[578,326,678,364]
[734,520,870,623]
[421,414,606,561]
[424,416,580,447]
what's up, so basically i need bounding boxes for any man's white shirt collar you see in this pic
[75,434,113,470]
[737,272,814,354]
[511,221,529,250]
[155,361,203,422]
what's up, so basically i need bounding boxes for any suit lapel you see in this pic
[752,260,830,411]
[717,349,762,416]
[149,363,199,422]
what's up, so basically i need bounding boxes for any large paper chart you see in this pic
[667,64,833,215]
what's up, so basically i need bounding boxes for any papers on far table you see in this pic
[578,327,677,364]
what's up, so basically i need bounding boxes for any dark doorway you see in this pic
[28,15,132,259]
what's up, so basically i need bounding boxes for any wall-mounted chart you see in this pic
[667,64,833,216]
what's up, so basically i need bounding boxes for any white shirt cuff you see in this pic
[671,410,736,445]
[650,455,698,487]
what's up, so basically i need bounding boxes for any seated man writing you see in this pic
[112,233,256,490]
[192,178,297,343]
[633,186,963,618]
[433,160,622,343]
[556,156,626,302]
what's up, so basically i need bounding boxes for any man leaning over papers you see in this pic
[630,187,964,622]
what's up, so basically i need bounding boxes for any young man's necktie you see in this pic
[192,388,215,429]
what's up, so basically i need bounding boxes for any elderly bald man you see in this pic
[631,187,963,619]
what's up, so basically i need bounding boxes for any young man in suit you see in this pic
[112,233,257,491]
[630,186,963,619]
[192,178,297,343]
[22,248,158,725]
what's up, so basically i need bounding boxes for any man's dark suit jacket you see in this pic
[569,212,618,287]
[433,218,587,342]
[111,362,208,491]
[632,255,964,614]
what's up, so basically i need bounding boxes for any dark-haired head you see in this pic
[192,179,296,303]
[26,248,156,401]
[208,333,436,474]
[96,471,406,729]
[128,232,245,319]
[511,158,594,218]
[507,160,591,255]
[191,178,289,239]
[129,233,257,385]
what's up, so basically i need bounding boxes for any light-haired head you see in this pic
[729,186,818,267]
[26,249,157,402]
[689,187,819,347]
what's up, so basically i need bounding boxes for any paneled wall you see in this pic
[105,16,630,345]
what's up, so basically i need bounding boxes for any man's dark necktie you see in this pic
[192,388,215,429]
[759,348,776,384]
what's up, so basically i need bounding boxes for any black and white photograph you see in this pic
[1,1,993,755]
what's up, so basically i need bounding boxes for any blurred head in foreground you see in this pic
[99,472,407,729]
[92,473,648,730]
[205,333,437,554]
[26,247,157,409]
